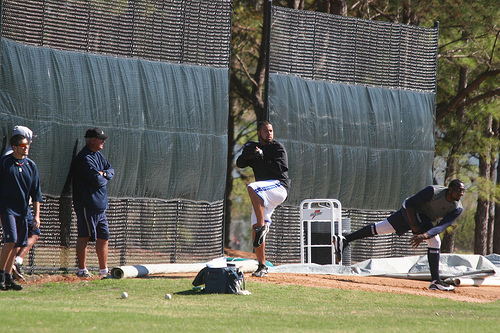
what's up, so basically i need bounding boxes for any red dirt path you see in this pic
[21,248,500,303]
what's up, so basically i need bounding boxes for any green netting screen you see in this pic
[266,6,437,264]
[0,0,232,271]
[269,6,438,210]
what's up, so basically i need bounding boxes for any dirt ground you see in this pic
[20,248,500,304]
[222,249,500,304]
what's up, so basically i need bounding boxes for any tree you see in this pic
[334,0,500,254]
[225,1,265,247]
[430,1,500,254]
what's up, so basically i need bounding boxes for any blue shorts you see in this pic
[75,207,109,241]
[387,209,434,236]
[0,211,28,247]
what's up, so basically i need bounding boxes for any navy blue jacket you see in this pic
[0,154,43,217]
[72,146,114,211]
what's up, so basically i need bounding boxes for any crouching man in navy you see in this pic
[333,179,465,291]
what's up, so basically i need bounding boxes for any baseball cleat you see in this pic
[252,264,268,277]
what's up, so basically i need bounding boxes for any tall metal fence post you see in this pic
[263,0,272,121]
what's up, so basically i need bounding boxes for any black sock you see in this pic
[0,270,4,283]
[5,273,13,283]
[345,223,376,244]
[428,248,440,281]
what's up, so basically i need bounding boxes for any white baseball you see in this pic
[165,294,172,299]
[121,292,128,298]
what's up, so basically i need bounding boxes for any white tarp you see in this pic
[268,254,500,282]
[111,254,500,287]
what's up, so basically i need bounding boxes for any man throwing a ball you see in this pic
[237,121,290,277]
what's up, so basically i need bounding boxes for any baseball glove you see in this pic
[409,232,430,248]
[240,141,263,160]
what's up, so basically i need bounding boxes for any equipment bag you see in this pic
[192,265,245,294]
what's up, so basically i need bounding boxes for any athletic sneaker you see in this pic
[12,262,26,281]
[253,223,270,248]
[0,279,23,291]
[332,235,346,264]
[429,280,455,291]
[252,264,268,277]
[76,269,92,278]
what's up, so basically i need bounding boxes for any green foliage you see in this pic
[453,188,478,253]
[231,126,258,223]
[231,176,254,221]
[430,1,500,137]
[454,206,476,253]
[1,277,499,332]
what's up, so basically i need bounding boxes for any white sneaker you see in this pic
[12,262,26,282]
[76,269,92,278]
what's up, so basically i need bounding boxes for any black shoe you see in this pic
[253,224,270,248]
[13,262,26,281]
[332,235,346,264]
[1,279,23,291]
[429,280,455,291]
[252,264,268,277]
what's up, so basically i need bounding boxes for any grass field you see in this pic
[1,276,499,332]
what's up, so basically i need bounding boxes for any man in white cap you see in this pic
[2,125,34,157]
[0,133,43,290]
[1,126,40,281]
